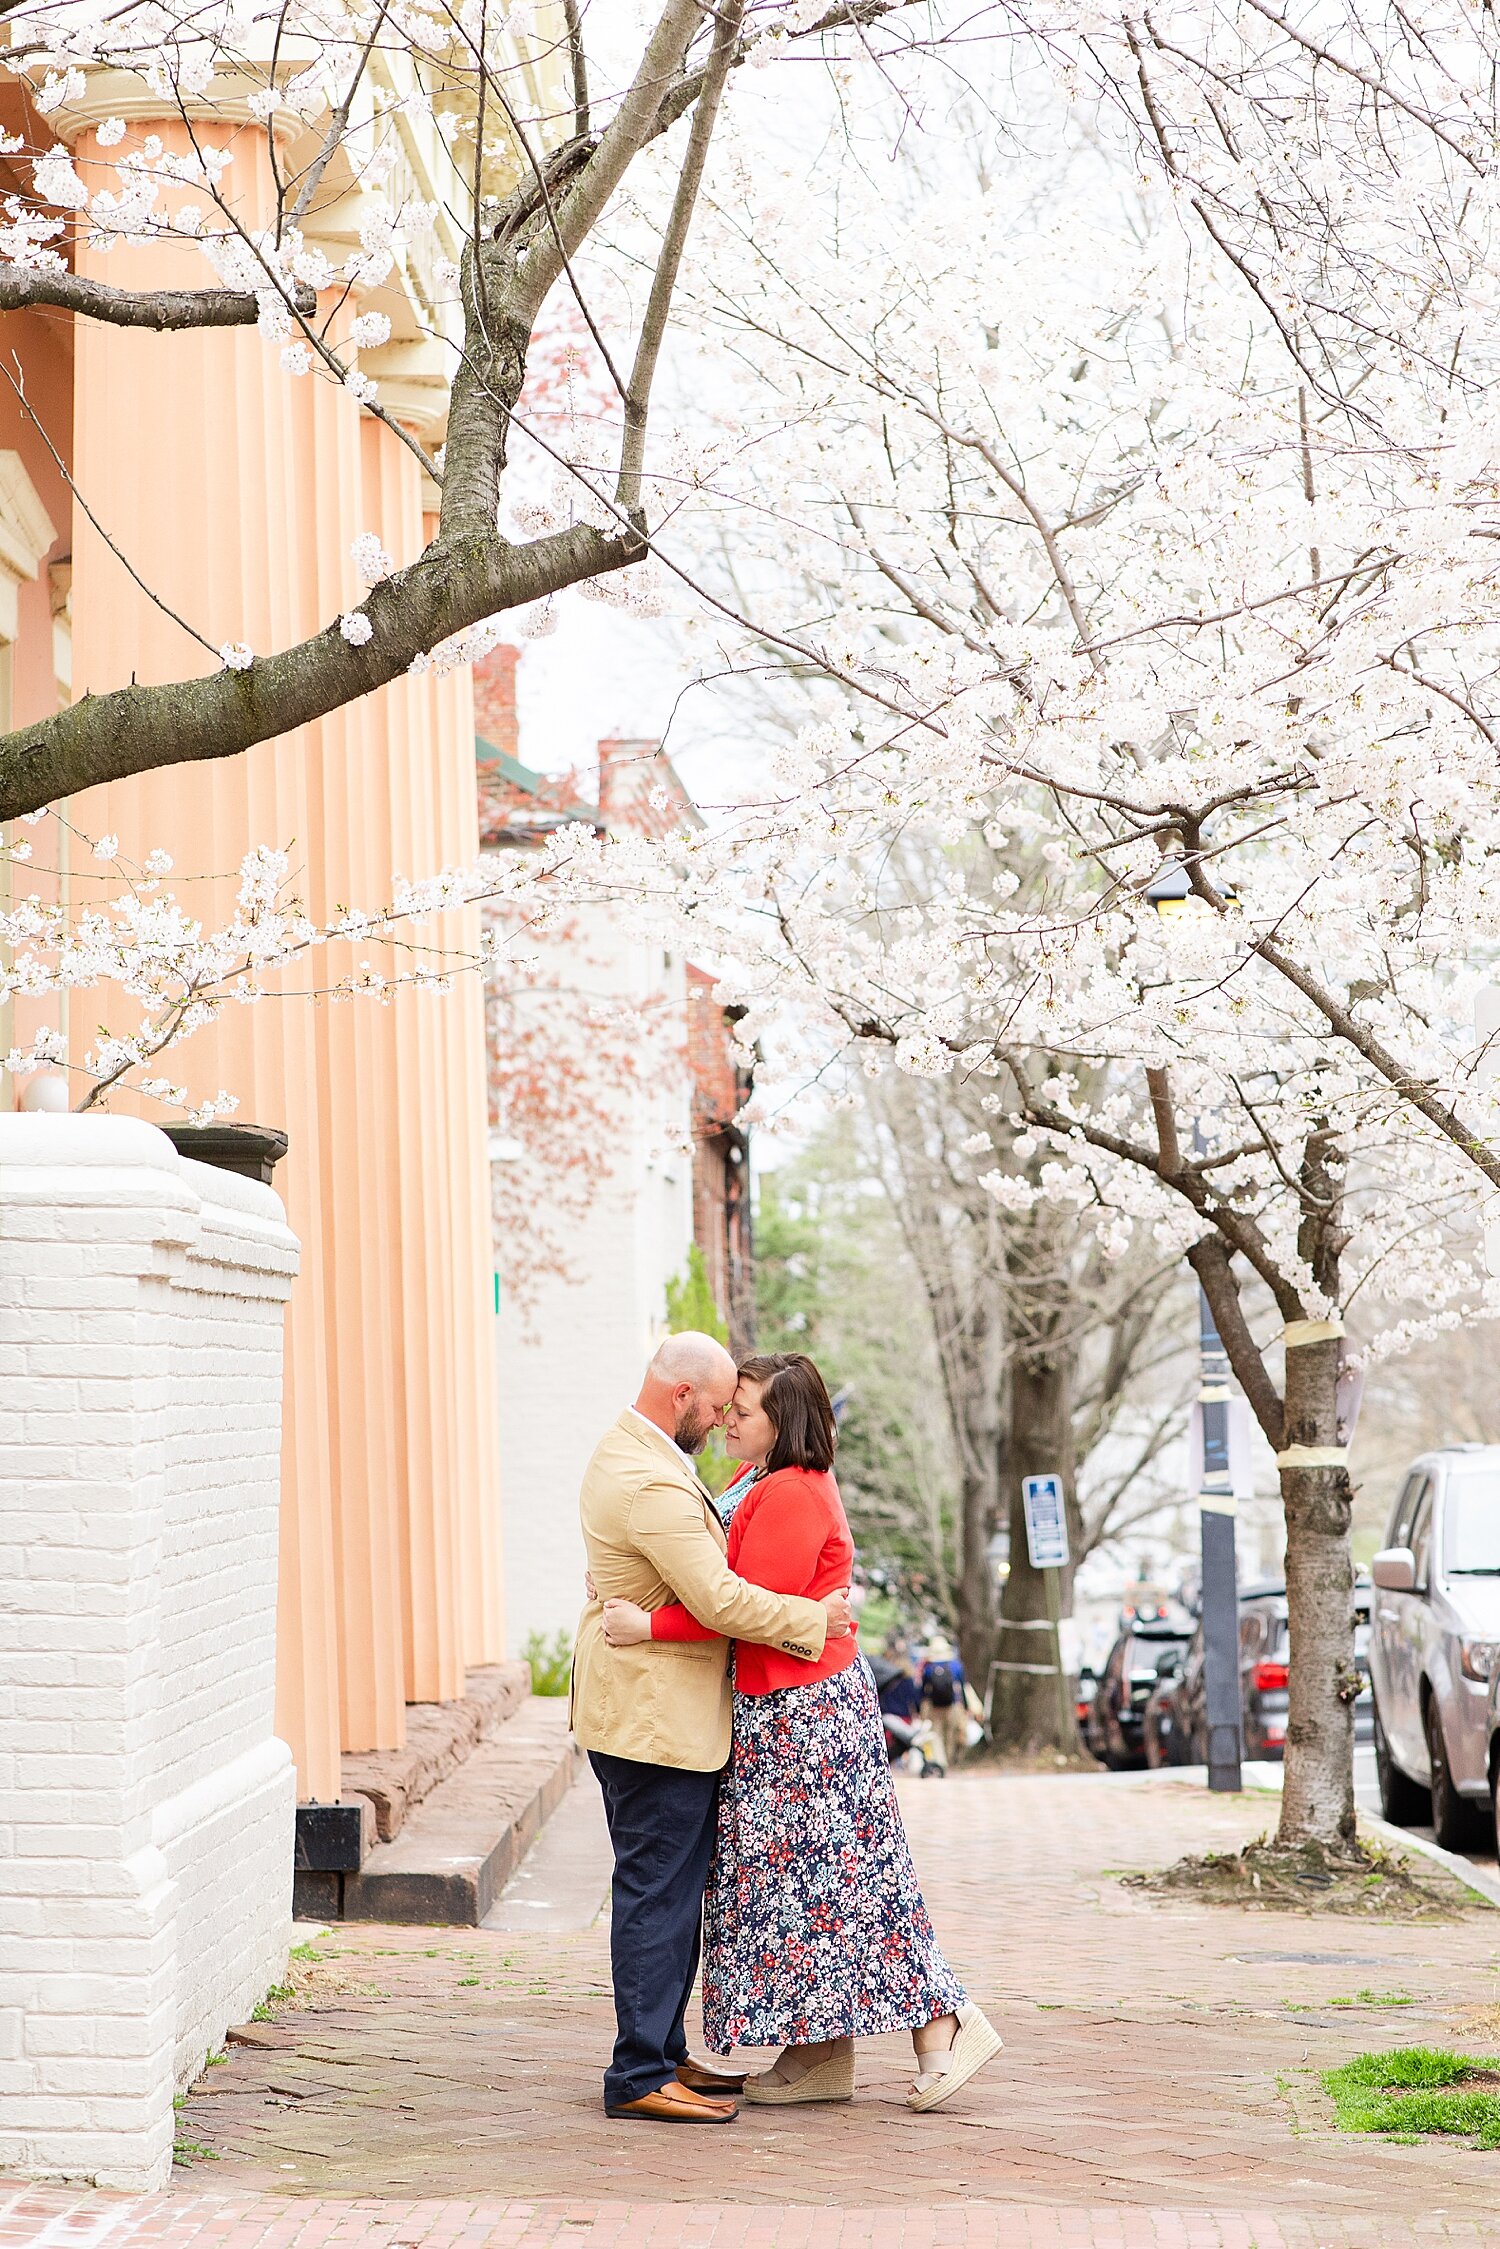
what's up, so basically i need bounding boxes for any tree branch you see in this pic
[0,522,637,821]
[1183,855,1500,1195]
[1185,1235,1284,1450]
[0,265,313,330]
[617,0,743,513]
[1000,1045,1304,1322]
[562,0,591,138]
[1146,1063,1182,1175]
[515,0,706,320]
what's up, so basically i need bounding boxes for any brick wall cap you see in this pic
[0,1113,290,1231]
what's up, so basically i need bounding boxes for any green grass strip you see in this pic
[1322,2046,1500,2150]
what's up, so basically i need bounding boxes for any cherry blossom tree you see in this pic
[526,5,1500,1854]
[11,0,1500,1857]
[0,0,952,823]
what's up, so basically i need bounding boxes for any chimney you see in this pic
[474,645,521,763]
[596,736,660,829]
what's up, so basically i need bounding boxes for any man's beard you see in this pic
[674,1399,715,1455]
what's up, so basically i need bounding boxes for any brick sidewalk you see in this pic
[8,1774,1500,2245]
[3,2192,1499,2249]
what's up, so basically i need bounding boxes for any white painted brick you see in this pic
[1,1117,297,2195]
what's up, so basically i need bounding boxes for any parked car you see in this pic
[1142,1645,1193,1766]
[1086,1622,1191,1769]
[1145,1582,1353,1766]
[1370,1446,1500,1848]
[1074,1663,1099,1745]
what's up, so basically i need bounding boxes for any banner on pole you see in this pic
[1187,1396,1255,1500]
[1021,1473,1070,1570]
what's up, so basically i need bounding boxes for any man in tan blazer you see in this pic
[573,1331,852,2125]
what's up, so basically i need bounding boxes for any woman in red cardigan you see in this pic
[601,1352,1001,2113]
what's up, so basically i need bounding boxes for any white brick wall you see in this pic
[0,1116,299,2190]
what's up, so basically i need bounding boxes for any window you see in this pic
[1388,1472,1427,1551]
[1442,1469,1500,1575]
[1410,1486,1435,1592]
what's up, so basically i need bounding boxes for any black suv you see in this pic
[1086,1620,1192,1769]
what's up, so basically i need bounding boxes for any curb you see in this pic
[1358,1807,1500,1911]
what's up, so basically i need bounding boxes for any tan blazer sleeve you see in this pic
[628,1476,830,1660]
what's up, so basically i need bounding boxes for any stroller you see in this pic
[867,1654,944,1777]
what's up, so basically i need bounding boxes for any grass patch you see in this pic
[1124,1834,1483,1919]
[1323,2046,1500,2149]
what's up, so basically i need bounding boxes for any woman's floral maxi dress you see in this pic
[699,1478,966,2053]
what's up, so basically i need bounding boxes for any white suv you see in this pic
[1369,1446,1500,1850]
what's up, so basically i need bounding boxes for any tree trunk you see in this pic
[1275,1329,1358,1850]
[991,1343,1078,1754]
[944,1274,1003,1695]
[954,1443,1000,1702]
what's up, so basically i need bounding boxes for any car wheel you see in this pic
[1492,1753,1500,1855]
[1425,1697,1485,1852]
[1144,1722,1166,1770]
[1374,1700,1430,1826]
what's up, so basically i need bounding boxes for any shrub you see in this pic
[523,1628,573,1697]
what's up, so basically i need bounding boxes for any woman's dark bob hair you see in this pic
[737,1352,837,1476]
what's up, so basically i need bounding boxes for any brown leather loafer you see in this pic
[607,2080,738,2124]
[676,2058,748,2096]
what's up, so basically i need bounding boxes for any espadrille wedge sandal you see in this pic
[907,2002,1003,2112]
[743,2037,855,2106]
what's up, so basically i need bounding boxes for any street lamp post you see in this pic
[1147,861,1243,1794]
[1195,1287,1244,1793]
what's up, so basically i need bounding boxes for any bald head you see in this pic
[635,1330,738,1455]
[649,1332,737,1390]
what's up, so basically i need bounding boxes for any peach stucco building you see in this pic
[0,30,573,1808]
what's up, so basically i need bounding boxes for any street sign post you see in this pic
[1020,1473,1075,1746]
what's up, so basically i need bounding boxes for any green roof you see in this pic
[475,735,599,824]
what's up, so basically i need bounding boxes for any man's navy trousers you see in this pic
[589,1748,721,2111]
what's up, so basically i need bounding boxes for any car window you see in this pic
[1442,1468,1500,1575]
[1389,1472,1427,1550]
[1127,1636,1184,1673]
[1410,1486,1434,1591]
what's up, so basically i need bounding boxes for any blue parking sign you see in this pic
[1022,1473,1070,1570]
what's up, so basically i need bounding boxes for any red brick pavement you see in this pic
[7,1774,1500,2247]
[5,2194,1500,2249]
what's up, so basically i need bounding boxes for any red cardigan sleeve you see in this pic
[650,1598,718,1642]
[650,1476,764,1641]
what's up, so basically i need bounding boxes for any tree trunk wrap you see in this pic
[1276,1330,1358,1850]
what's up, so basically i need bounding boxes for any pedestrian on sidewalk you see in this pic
[602,1351,1003,2115]
[571,1331,855,2127]
[920,1635,970,1772]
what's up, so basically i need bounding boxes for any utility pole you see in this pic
[1196,1288,1243,1792]
[1144,856,1244,1795]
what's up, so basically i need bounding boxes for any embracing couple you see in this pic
[569,1331,1002,2125]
